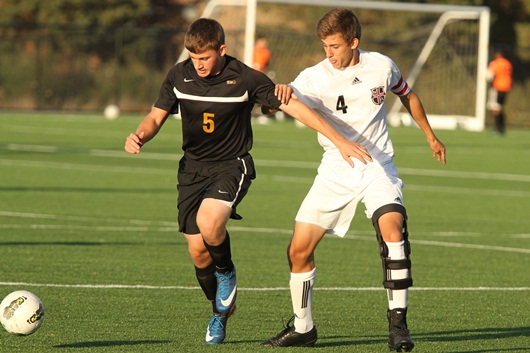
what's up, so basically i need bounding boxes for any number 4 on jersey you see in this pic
[336,95,348,114]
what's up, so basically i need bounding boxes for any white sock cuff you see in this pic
[386,240,406,259]
[290,268,316,282]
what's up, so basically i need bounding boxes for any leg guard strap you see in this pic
[372,204,413,290]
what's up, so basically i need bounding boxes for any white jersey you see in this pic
[290,49,410,165]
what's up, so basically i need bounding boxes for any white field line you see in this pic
[1,211,529,254]
[2,143,530,182]
[0,281,529,292]
[1,211,528,291]
[1,158,530,198]
[0,211,177,226]
[0,158,173,175]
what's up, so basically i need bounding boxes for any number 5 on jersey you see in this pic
[203,113,214,133]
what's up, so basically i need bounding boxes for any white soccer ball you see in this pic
[104,104,120,120]
[0,290,45,336]
[294,118,307,129]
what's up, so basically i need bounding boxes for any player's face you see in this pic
[321,33,359,69]
[189,45,227,77]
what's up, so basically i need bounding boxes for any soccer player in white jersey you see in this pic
[261,8,446,352]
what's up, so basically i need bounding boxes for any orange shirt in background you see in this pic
[488,57,513,92]
[253,38,271,72]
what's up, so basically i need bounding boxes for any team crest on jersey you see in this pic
[371,86,386,105]
[227,80,237,85]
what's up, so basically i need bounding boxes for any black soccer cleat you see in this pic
[388,308,415,352]
[261,317,317,347]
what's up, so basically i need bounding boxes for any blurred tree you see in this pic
[0,0,200,110]
[0,0,195,63]
[483,0,529,49]
[0,0,188,28]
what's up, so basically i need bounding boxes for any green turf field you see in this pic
[1,112,529,352]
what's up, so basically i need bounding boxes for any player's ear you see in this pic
[219,44,227,56]
[350,38,359,49]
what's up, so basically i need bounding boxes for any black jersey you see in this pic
[154,55,282,162]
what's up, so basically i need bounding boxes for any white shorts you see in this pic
[295,158,404,237]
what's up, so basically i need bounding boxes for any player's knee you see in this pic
[372,204,408,251]
[387,230,405,243]
[188,244,211,266]
[287,242,313,267]
[196,217,225,243]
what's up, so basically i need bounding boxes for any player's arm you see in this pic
[279,99,372,168]
[399,90,446,165]
[261,84,295,115]
[125,107,170,154]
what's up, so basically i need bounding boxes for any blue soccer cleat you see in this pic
[205,313,228,344]
[215,267,237,315]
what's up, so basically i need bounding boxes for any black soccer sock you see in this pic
[203,232,234,273]
[498,112,505,133]
[195,263,217,312]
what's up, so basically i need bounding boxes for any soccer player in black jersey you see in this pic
[124,18,371,345]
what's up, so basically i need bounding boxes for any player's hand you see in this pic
[274,84,297,105]
[339,141,373,168]
[429,137,446,165]
[125,131,145,154]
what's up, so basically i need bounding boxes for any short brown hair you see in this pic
[317,8,361,44]
[184,18,225,53]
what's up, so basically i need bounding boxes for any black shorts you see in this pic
[496,91,507,105]
[177,154,256,234]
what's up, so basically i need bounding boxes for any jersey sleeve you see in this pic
[289,68,325,111]
[246,69,283,110]
[389,60,410,97]
[154,66,180,114]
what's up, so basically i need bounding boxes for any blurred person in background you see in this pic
[253,37,271,73]
[486,49,513,135]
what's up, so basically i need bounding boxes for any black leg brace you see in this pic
[371,204,413,290]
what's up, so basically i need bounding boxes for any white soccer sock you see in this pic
[290,268,316,333]
[386,240,409,310]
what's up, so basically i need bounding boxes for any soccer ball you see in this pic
[104,104,120,120]
[0,290,45,335]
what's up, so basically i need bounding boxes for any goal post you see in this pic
[387,8,490,131]
[187,0,490,131]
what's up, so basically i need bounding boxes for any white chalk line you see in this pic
[1,211,529,254]
[1,211,528,292]
[1,158,529,198]
[2,143,530,182]
[0,281,528,292]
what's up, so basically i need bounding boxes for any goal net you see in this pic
[188,0,490,131]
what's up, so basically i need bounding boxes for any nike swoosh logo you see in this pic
[184,78,194,82]
[220,285,237,307]
[218,190,229,194]
[205,326,215,341]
